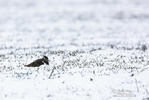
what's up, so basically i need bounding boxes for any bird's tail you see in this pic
[24,64,30,67]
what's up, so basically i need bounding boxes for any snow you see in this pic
[0,0,149,100]
[0,69,148,100]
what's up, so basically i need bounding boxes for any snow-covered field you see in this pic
[0,0,149,100]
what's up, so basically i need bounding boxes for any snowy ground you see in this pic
[0,0,149,100]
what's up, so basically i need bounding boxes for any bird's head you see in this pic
[42,56,49,65]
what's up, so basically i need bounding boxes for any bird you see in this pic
[25,56,49,67]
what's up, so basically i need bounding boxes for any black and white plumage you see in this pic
[25,56,49,67]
